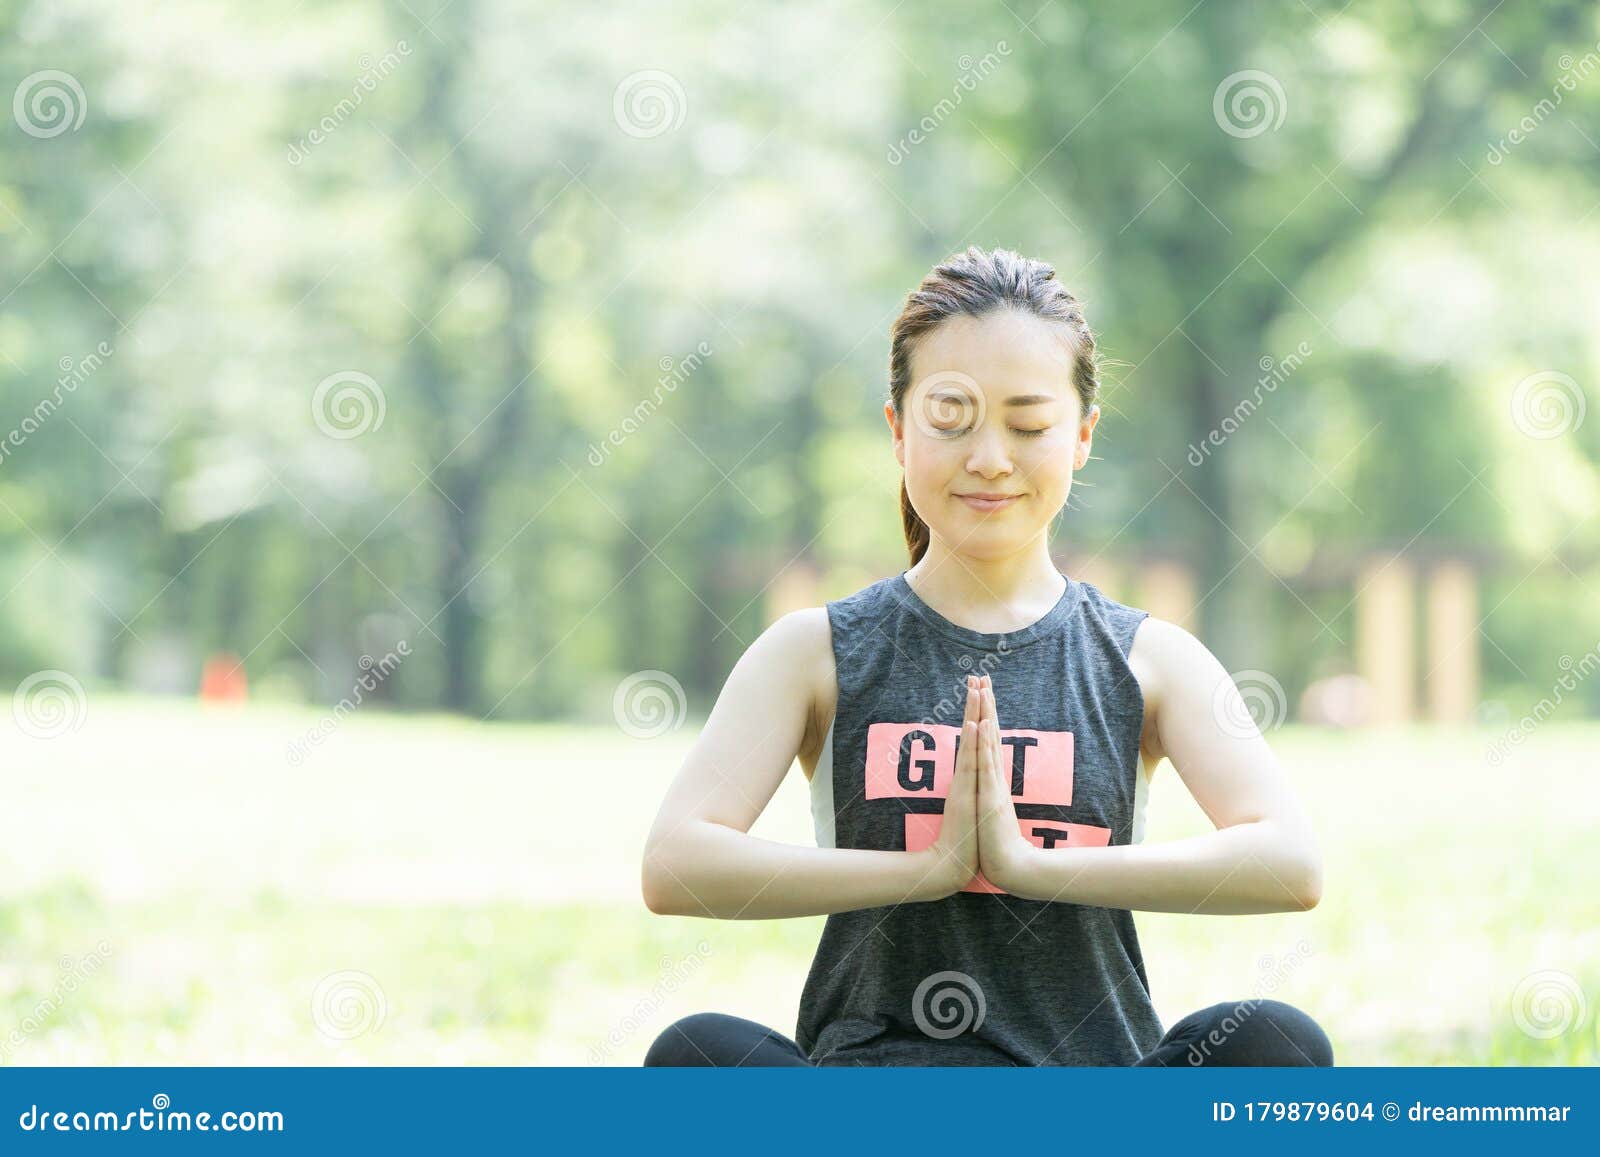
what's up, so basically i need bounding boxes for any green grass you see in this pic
[2,696,1596,1065]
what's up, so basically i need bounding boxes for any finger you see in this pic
[979,684,992,784]
[967,674,984,728]
[984,716,1004,794]
[975,723,1003,820]
[975,717,995,791]
[954,721,979,822]
[955,719,977,779]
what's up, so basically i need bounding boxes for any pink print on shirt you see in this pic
[863,720,1110,895]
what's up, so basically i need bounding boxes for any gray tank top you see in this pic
[795,570,1162,1065]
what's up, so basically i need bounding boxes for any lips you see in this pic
[956,493,1022,512]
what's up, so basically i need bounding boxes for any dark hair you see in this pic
[888,245,1101,566]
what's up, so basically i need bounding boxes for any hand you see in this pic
[975,674,1034,890]
[924,674,983,896]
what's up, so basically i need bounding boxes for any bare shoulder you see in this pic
[1127,615,1212,768]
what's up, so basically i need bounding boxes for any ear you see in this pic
[1074,403,1100,469]
[885,401,905,468]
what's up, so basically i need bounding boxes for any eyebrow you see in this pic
[930,390,1060,406]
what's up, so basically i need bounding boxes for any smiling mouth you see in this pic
[956,493,1022,512]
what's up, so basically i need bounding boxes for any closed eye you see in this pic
[931,424,1053,438]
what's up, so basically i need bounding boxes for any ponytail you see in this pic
[899,476,930,567]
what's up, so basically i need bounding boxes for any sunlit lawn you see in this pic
[2,696,1596,1066]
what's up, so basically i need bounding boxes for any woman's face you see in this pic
[885,308,1099,561]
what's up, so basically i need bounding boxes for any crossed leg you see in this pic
[644,1000,1334,1067]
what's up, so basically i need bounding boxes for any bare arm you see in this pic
[986,618,1323,914]
[640,608,966,919]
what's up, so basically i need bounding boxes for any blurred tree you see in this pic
[1,0,1597,718]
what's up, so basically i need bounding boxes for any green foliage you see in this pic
[1,0,1597,716]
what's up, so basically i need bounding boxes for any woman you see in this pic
[639,246,1332,1067]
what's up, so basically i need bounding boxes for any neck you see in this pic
[906,535,1065,615]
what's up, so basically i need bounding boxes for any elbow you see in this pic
[641,875,679,917]
[641,840,696,916]
[640,850,678,915]
[1260,818,1322,911]
[641,871,668,915]
[643,819,730,917]
[1290,853,1323,911]
[642,883,677,916]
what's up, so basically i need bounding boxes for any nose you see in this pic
[964,421,1013,478]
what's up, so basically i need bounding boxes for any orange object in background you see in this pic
[199,652,249,703]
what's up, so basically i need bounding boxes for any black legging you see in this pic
[644,999,1334,1066]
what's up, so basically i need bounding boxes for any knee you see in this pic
[642,1011,728,1067]
[1171,999,1334,1067]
